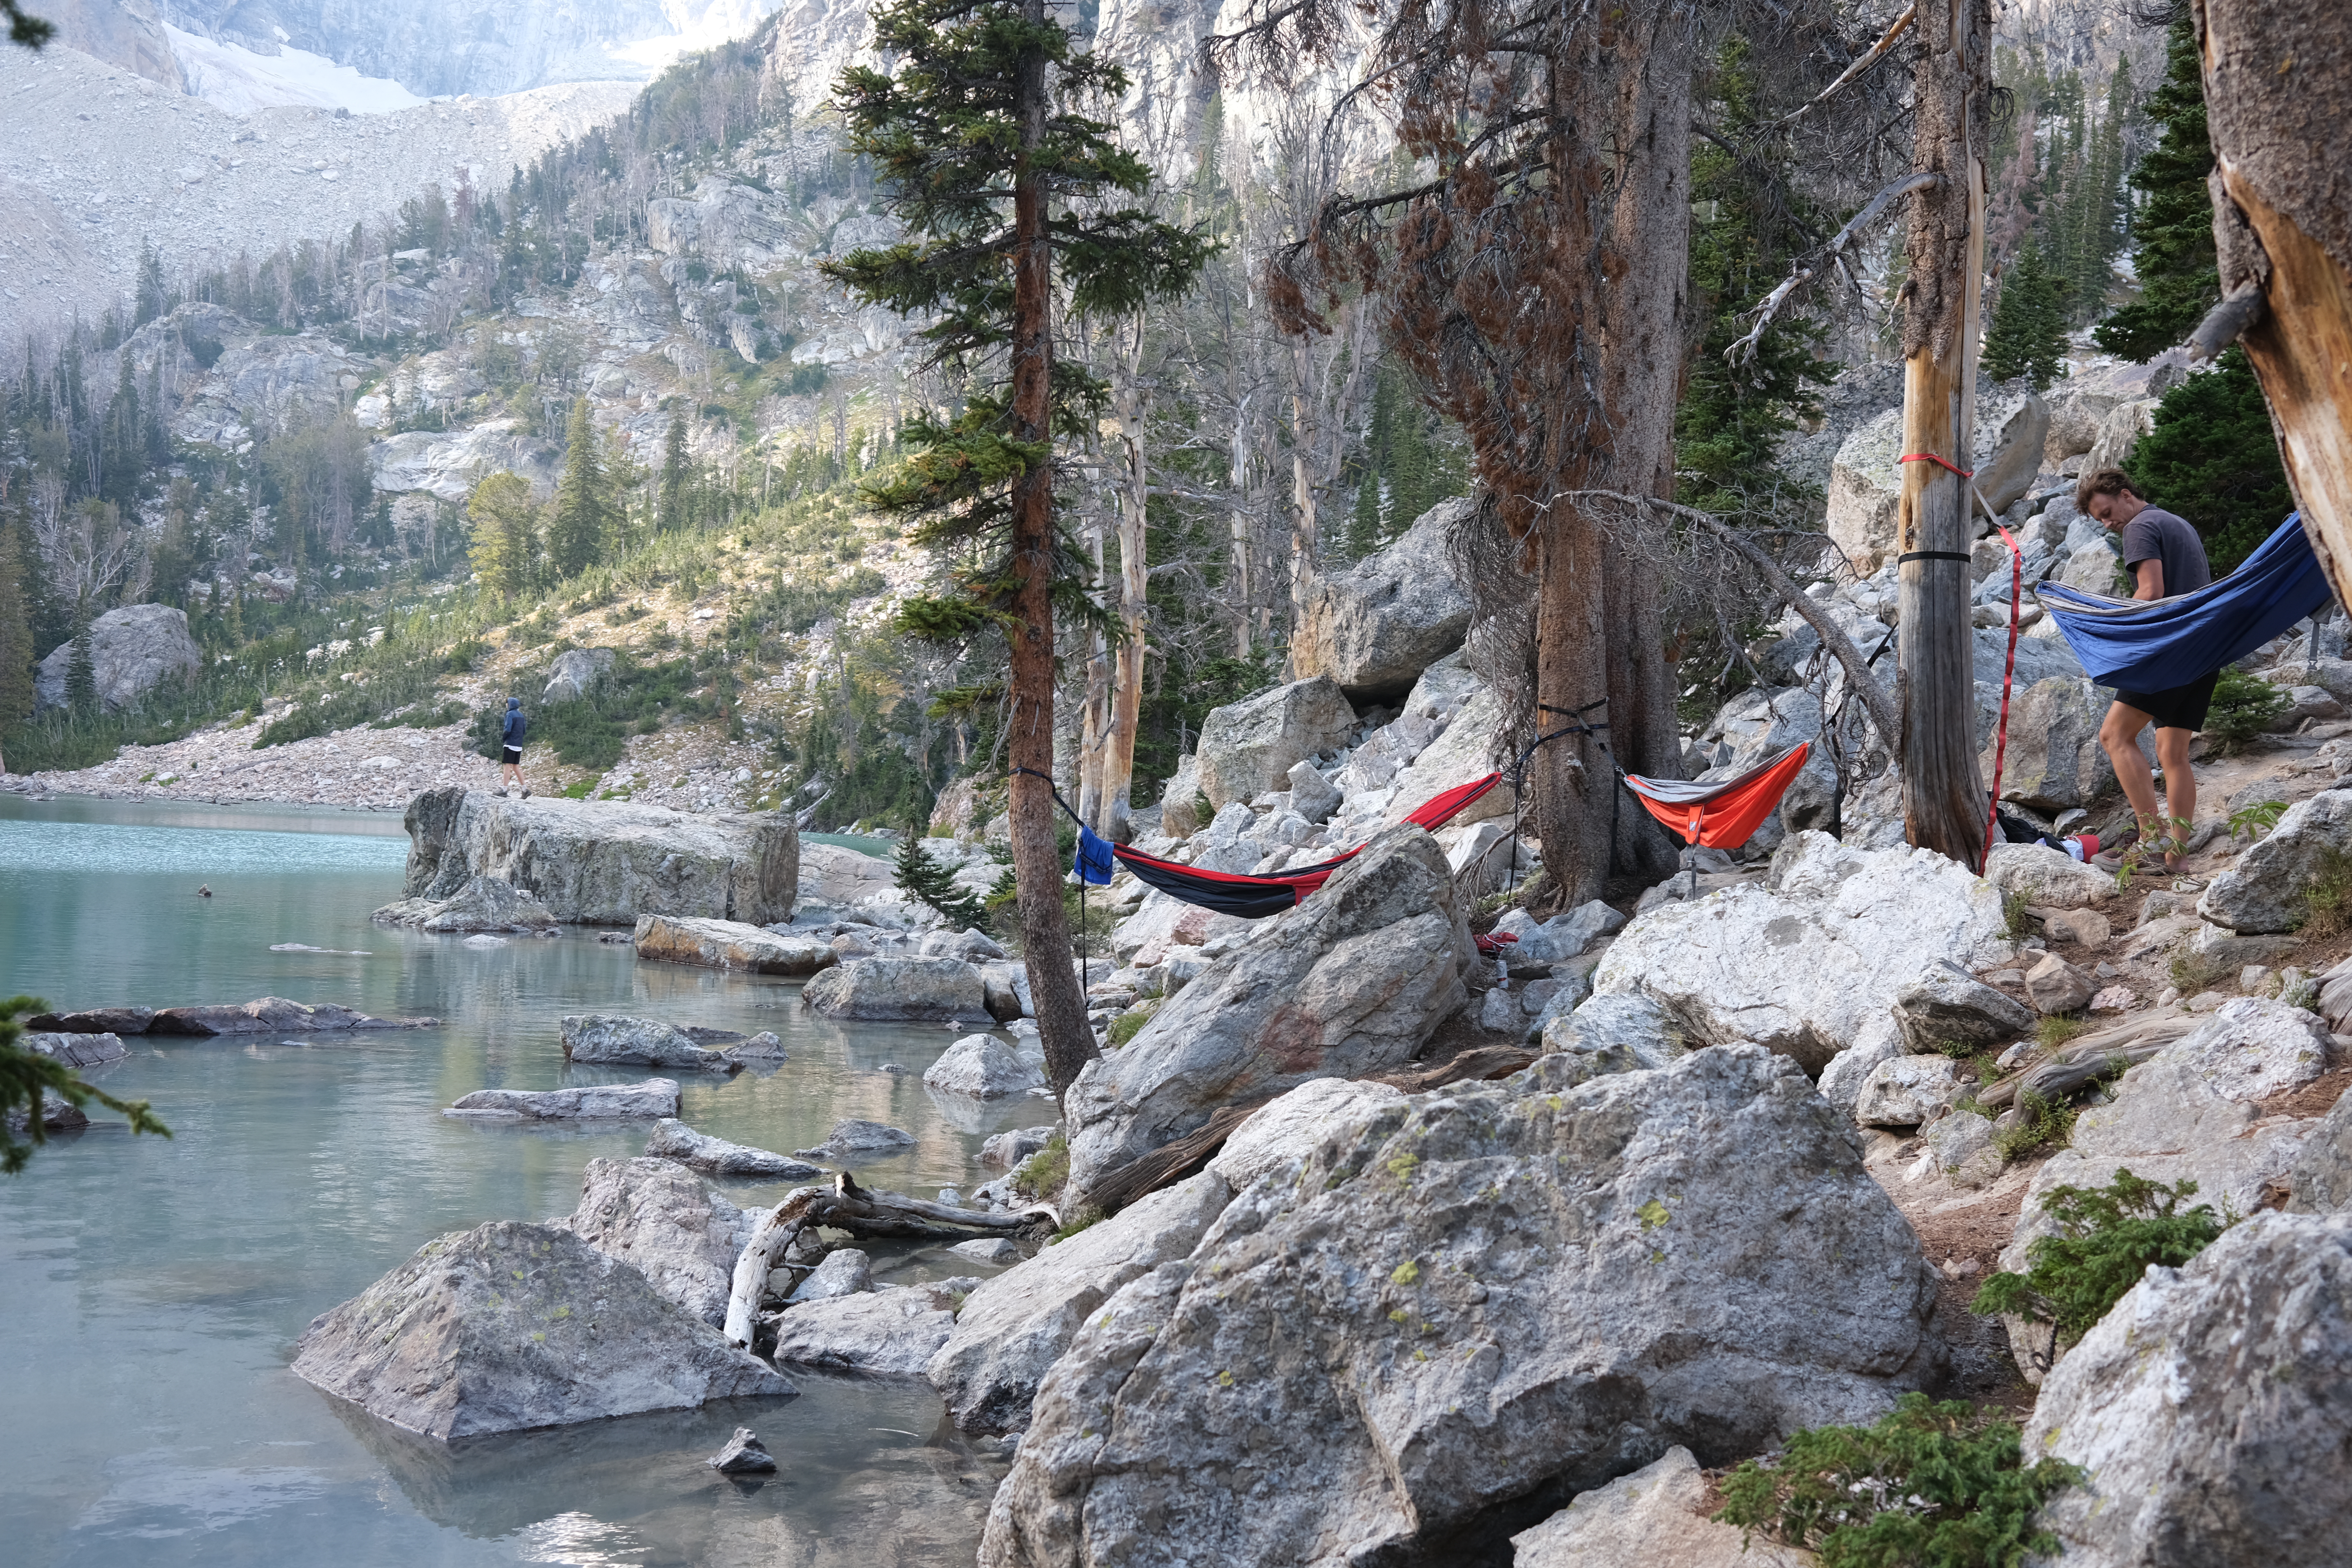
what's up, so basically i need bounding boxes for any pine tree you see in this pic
[0,522,35,742]
[894,827,989,929]
[134,241,166,328]
[545,397,608,578]
[825,0,1213,1099]
[658,410,688,532]
[1982,243,2068,389]
[466,471,540,597]
[2093,15,2216,361]
[65,615,97,715]
[2128,347,2294,574]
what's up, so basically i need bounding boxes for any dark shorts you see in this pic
[2114,670,2221,732]
[501,746,522,765]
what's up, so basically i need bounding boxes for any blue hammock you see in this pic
[2034,513,2335,692]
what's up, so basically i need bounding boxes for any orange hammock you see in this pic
[1622,741,1812,850]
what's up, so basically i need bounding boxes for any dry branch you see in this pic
[1727,171,1942,365]
[1774,3,1918,129]
[1973,1015,2199,1110]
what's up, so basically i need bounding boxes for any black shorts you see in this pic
[2113,670,2220,732]
[501,746,522,765]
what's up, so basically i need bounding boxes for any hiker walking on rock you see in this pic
[2085,468,2211,875]
[496,697,531,798]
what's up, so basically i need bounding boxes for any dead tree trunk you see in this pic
[1895,0,1991,866]
[2193,2,2352,601]
[1101,329,1153,839]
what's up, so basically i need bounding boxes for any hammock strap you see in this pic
[1980,521,2023,875]
[1012,766,1087,829]
[1513,699,1613,899]
[1899,452,1975,480]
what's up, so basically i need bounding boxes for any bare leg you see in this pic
[2100,701,2160,832]
[2156,727,2196,868]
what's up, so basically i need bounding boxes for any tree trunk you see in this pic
[1008,3,1094,1103]
[1075,508,1111,828]
[1895,0,1991,867]
[2194,1,2352,601]
[1100,334,1152,840]
[1286,334,1321,672]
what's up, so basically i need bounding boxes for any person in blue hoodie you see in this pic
[497,697,530,798]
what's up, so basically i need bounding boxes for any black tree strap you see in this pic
[1012,765,1089,829]
[1897,550,1974,564]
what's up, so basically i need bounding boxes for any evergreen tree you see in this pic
[659,410,689,532]
[466,471,540,597]
[0,522,35,741]
[893,826,989,929]
[133,241,166,328]
[1982,243,2068,389]
[2094,15,2217,361]
[65,616,97,715]
[825,0,1213,1099]
[103,352,140,507]
[545,397,608,578]
[2128,347,2294,574]
[144,357,167,464]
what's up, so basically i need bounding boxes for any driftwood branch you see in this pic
[2188,281,2269,364]
[1565,490,1903,744]
[723,1172,1056,1347]
[1773,3,1917,129]
[1727,172,1942,364]
[1974,1015,2198,1110]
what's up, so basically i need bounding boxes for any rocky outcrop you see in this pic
[289,1221,790,1439]
[562,1156,747,1327]
[1511,1446,1814,1568]
[371,873,557,933]
[146,997,438,1035]
[1826,387,2048,574]
[983,1048,1945,1566]
[1064,827,1474,1206]
[542,646,616,704]
[384,786,798,927]
[1983,841,2115,910]
[1288,499,1474,700]
[802,956,989,1021]
[1592,832,2011,1085]
[1891,963,2035,1053]
[1983,677,2120,811]
[561,1015,740,1073]
[18,1030,130,1069]
[1194,675,1359,810]
[928,1171,1234,1435]
[2287,1087,2352,1214]
[631,913,837,975]
[645,1119,823,1179]
[2024,1212,2352,1568]
[923,1034,1046,1098]
[443,1079,681,1121]
[772,1286,959,1376]
[1206,1076,1407,1191]
[2200,787,2352,933]
[1853,1054,1966,1127]
[33,603,201,714]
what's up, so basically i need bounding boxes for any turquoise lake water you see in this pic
[0,796,1028,1566]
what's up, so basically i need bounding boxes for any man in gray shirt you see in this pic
[2082,468,2214,876]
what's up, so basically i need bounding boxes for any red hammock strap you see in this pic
[1401,771,1503,830]
[1898,452,1974,479]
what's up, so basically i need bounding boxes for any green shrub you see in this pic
[1971,1168,2225,1341]
[1991,1089,2080,1163]
[2297,846,2352,939]
[1714,1392,2082,1568]
[1012,1135,1068,1201]
[2203,665,2288,754]
[2001,891,2031,943]
[1107,1002,1159,1048]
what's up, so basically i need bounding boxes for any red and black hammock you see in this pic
[1110,772,1505,919]
[1620,741,1811,849]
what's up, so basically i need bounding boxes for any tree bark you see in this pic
[1101,331,1152,840]
[1008,0,1094,1103]
[2193,1,2352,602]
[1895,0,1991,867]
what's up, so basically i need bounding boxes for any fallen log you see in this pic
[722,1172,1054,1348]
[1083,1100,1268,1219]
[1974,1014,2197,1109]
[1371,1045,1540,1093]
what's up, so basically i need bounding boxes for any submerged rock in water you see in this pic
[147,997,439,1035]
[561,1014,740,1073]
[707,1426,778,1474]
[923,1035,1045,1098]
[802,956,990,1022]
[561,1156,747,1327]
[18,1031,130,1069]
[632,913,838,976]
[290,1221,791,1439]
[983,1047,1946,1566]
[793,1118,916,1162]
[644,1118,822,1179]
[371,873,557,933]
[444,1079,680,1121]
[772,1285,958,1377]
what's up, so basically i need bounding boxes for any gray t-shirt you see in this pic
[2119,506,2211,598]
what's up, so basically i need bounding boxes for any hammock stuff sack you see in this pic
[1622,741,1813,850]
[2034,513,2335,692]
[1109,771,1505,919]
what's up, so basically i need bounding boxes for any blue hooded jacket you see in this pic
[502,699,525,746]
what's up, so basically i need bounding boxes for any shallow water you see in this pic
[0,797,1033,1566]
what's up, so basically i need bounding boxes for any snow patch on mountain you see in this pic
[167,25,429,116]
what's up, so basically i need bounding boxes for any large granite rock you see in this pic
[561,1015,739,1073]
[802,956,989,1021]
[562,1157,746,1326]
[1826,388,2048,574]
[772,1286,959,1376]
[1289,498,1474,701]
[929,1171,1235,1435]
[1377,686,1514,829]
[632,913,836,975]
[289,1221,790,1439]
[33,603,201,714]
[1891,963,2035,1053]
[542,646,615,704]
[383,787,798,927]
[982,1048,1946,1567]
[2200,787,2352,933]
[147,997,437,1035]
[1064,827,1474,1207]
[923,1034,1045,1098]
[2023,1211,2352,1568]
[1982,676,2120,811]
[2287,1086,2352,1214]
[372,873,557,933]
[18,1031,130,1069]
[1194,675,1359,810]
[444,1079,681,1121]
[644,1119,823,1180]
[1206,1076,1407,1191]
[1511,1446,1814,1568]
[22,1006,155,1035]
[1592,832,2012,1082]
[1983,841,2116,910]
